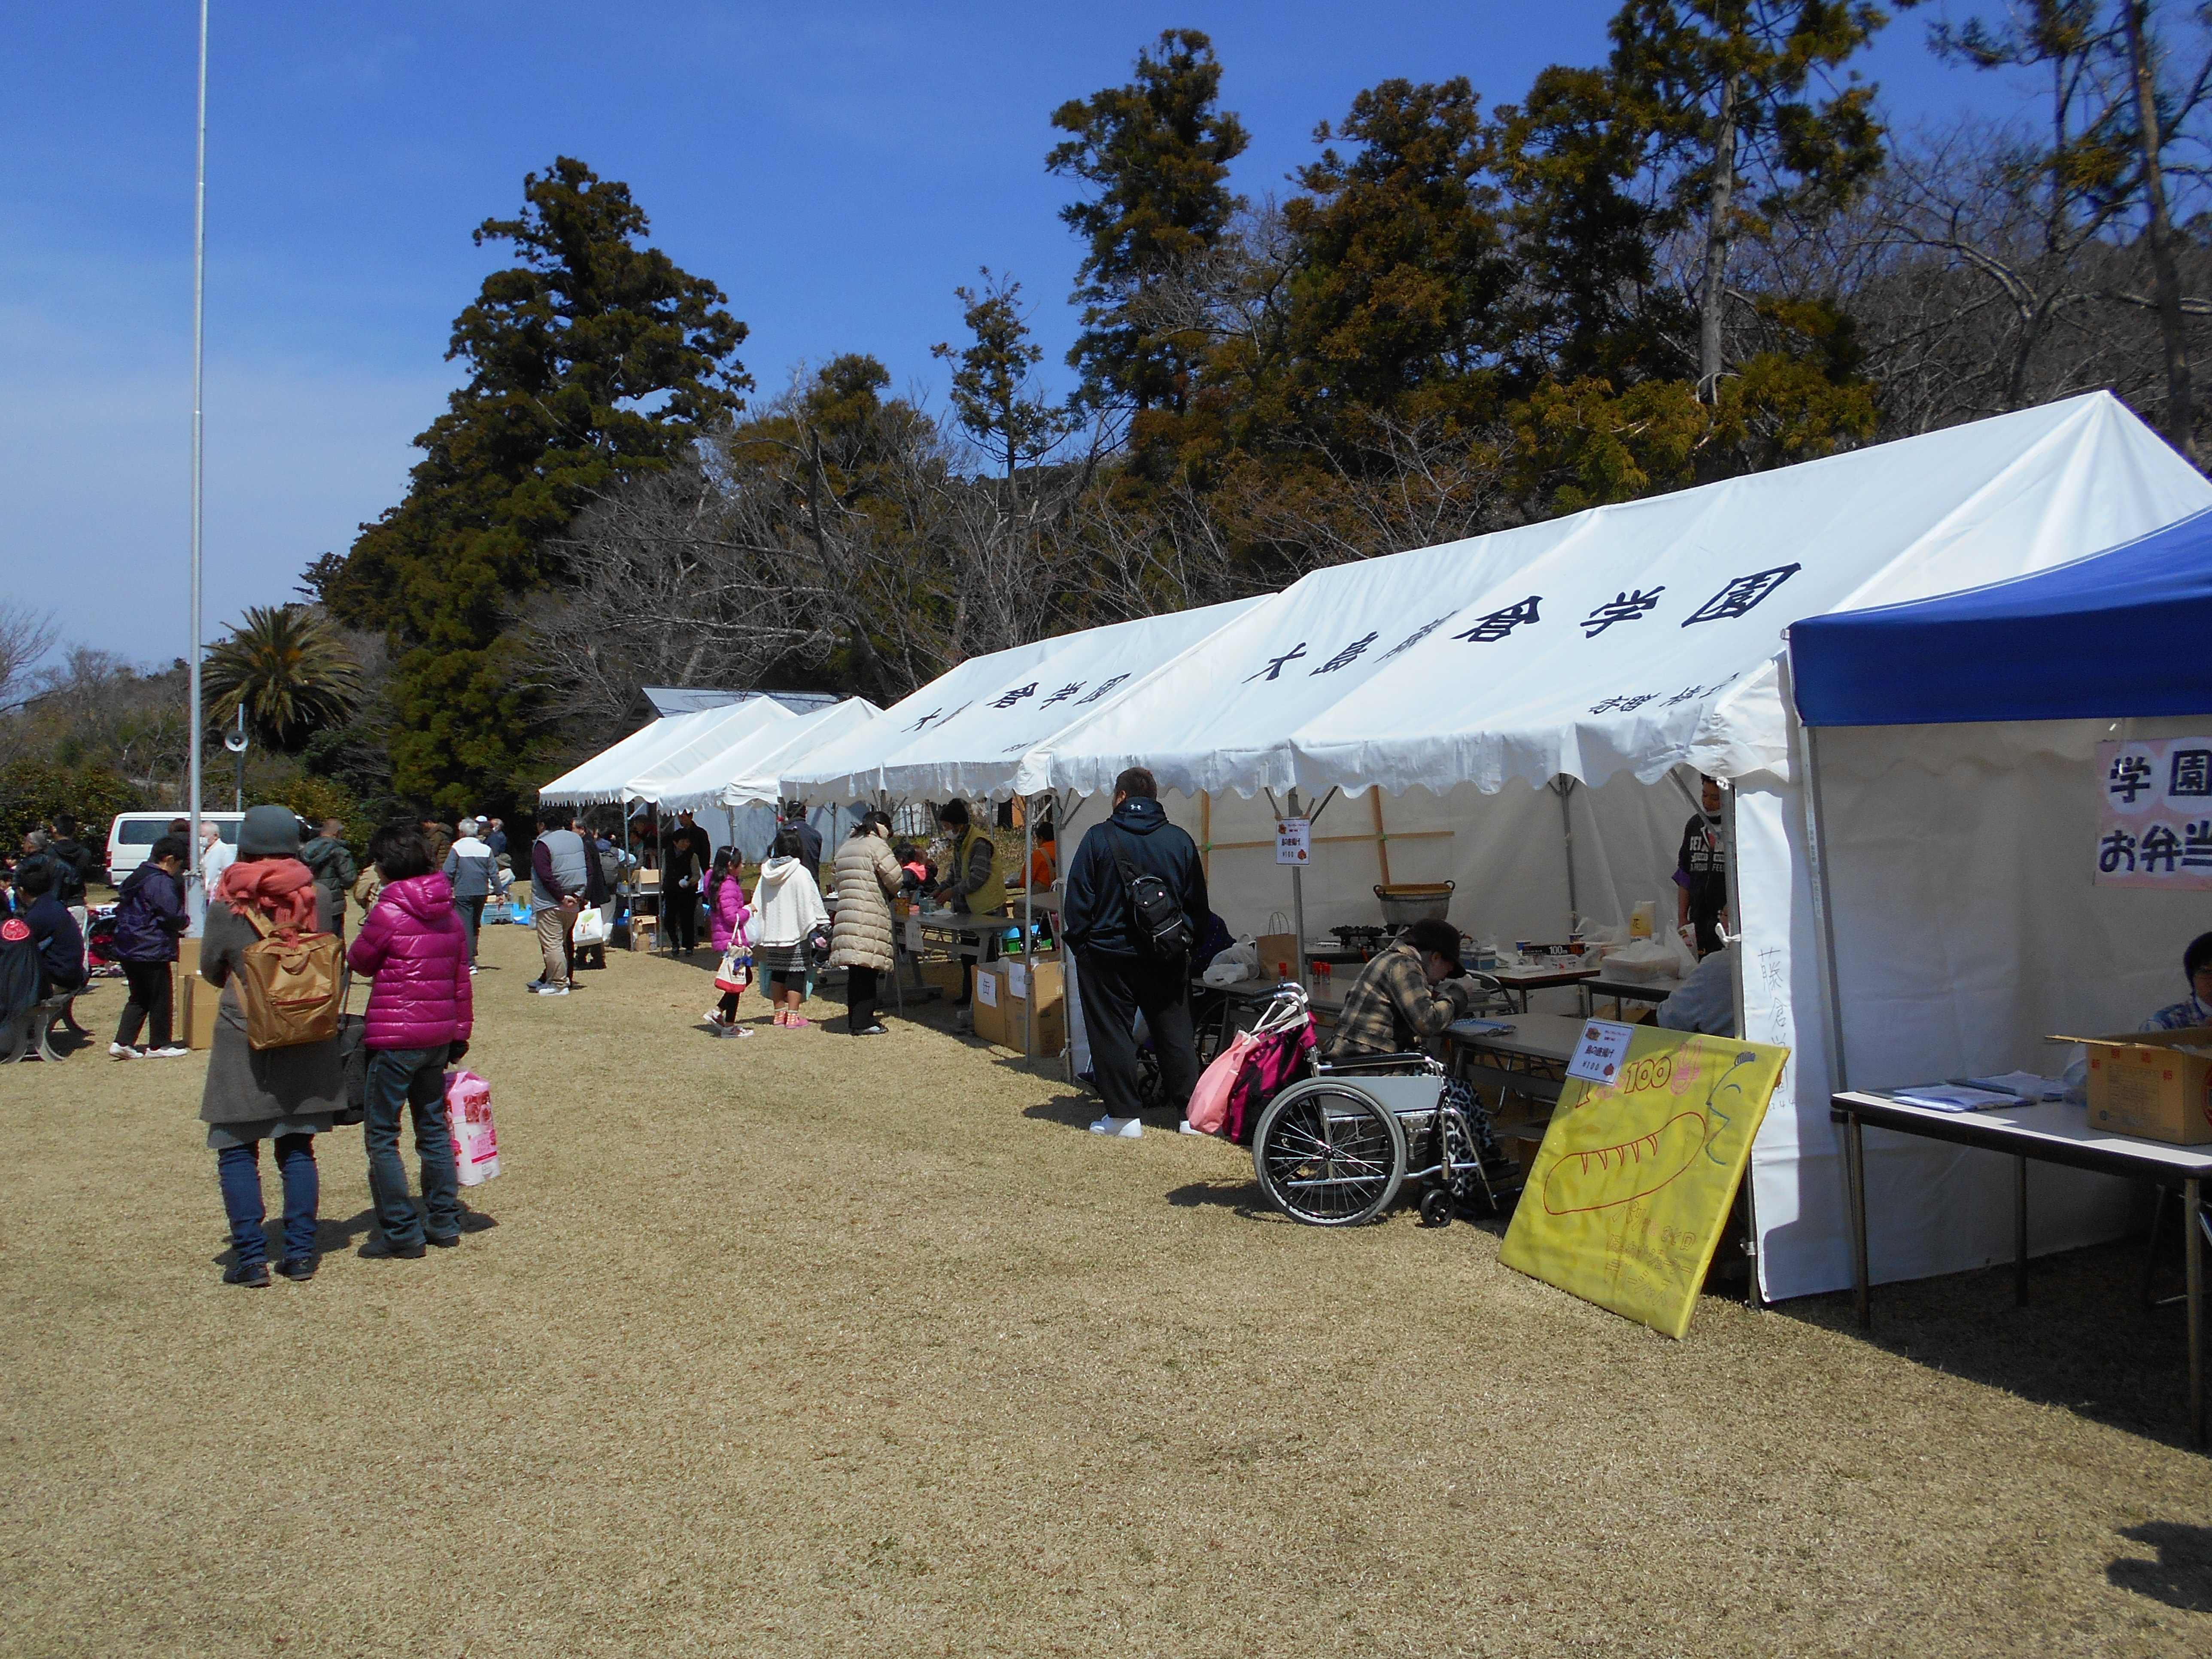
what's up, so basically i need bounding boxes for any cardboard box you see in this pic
[1009,1000,1066,1057]
[972,961,1009,1046]
[2058,1026,2212,1145]
[179,970,220,1051]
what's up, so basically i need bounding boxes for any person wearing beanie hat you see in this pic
[197,802,341,1287]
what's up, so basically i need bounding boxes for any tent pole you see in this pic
[1023,799,1035,1062]
[1553,777,1579,933]
[1721,777,1760,1310]
[1200,790,1212,884]
[1371,790,1389,886]
[1288,787,1307,987]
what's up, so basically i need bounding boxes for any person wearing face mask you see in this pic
[1675,774,1729,958]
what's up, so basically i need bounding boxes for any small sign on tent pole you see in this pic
[1276,817,1311,865]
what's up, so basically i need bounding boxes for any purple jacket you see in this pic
[112,863,185,963]
[346,872,473,1050]
[708,871,751,953]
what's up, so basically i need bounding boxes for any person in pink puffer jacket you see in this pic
[346,822,474,1260]
[704,846,754,1037]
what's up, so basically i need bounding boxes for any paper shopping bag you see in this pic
[444,1070,501,1186]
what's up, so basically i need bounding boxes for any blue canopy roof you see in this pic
[1789,507,2212,726]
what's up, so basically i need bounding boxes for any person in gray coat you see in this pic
[443,817,498,968]
[198,805,343,1287]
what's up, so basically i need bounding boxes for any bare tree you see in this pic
[0,603,58,711]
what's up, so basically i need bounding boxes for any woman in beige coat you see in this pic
[829,811,902,1036]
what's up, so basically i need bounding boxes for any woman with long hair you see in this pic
[752,823,829,1028]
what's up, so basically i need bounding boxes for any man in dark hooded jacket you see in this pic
[1059,766,1208,1140]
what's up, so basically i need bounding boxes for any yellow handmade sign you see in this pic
[1499,1025,1787,1339]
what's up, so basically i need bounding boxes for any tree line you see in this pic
[275,2,2212,815]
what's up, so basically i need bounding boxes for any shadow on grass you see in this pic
[1778,1231,2207,1451]
[1021,1093,1103,1131]
[2109,1522,2212,1612]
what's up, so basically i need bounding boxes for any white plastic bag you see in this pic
[1202,936,1262,987]
[446,1070,500,1186]
[572,907,608,948]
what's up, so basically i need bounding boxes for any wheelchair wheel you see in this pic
[1252,1079,1407,1226]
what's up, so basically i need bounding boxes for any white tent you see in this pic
[1026,392,2211,1300]
[538,705,749,807]
[779,638,1073,804]
[716,698,884,807]
[846,599,1266,804]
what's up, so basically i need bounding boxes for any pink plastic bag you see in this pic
[1224,1021,1317,1144]
[445,1070,500,1186]
[1187,1031,1259,1137]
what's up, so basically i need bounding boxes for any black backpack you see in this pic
[1107,826,1195,960]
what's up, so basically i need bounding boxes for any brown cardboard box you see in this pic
[2057,1025,2212,1145]
[972,961,1009,1046]
[1009,1000,1066,1058]
[179,970,220,1051]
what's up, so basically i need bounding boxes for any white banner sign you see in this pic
[1276,817,1311,865]
[2097,738,2212,889]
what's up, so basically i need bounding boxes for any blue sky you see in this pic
[2,2,2011,667]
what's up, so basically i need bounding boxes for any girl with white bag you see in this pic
[703,847,755,1038]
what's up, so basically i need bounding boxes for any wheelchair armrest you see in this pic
[1315,1051,1438,1075]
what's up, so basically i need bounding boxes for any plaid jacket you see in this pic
[1325,943,1472,1058]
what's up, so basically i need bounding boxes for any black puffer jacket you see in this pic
[1060,796,1208,961]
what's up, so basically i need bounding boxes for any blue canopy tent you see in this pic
[1790,506,2212,726]
[1782,507,2212,1331]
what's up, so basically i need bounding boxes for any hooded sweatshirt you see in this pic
[1059,795,1209,960]
[708,868,753,953]
[112,862,186,963]
[751,856,828,950]
[346,871,473,1050]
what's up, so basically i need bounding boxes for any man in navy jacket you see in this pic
[1059,766,1208,1139]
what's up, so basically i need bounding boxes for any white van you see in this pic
[106,811,244,885]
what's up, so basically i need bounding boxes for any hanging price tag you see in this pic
[1276,818,1311,865]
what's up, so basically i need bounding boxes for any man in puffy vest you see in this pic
[1059,766,1208,1140]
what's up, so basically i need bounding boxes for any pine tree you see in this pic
[1607,0,1893,391]
[325,158,749,808]
[931,272,1079,480]
[1048,28,1249,416]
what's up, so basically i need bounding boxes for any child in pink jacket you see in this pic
[704,847,754,1037]
[346,822,472,1257]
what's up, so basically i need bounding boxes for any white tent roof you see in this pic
[859,598,1266,802]
[1033,394,2212,800]
[779,632,1117,802]
[619,697,799,810]
[538,706,741,805]
[716,698,884,808]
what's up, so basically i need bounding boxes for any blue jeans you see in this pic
[363,1045,460,1248]
[217,1135,319,1266]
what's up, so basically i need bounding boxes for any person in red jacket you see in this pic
[346,822,473,1260]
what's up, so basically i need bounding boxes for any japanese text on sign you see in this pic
[2096,738,2212,890]
[1276,817,1311,865]
[1566,1018,1636,1084]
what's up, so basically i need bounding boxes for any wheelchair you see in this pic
[1246,984,1521,1228]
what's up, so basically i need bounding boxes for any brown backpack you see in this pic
[236,909,345,1051]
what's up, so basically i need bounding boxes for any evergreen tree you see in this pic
[1048,28,1249,416]
[1274,78,1516,442]
[325,157,749,808]
[931,271,1079,480]
[1606,0,1893,391]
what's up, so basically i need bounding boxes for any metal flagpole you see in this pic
[187,0,210,901]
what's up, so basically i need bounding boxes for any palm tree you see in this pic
[204,605,363,749]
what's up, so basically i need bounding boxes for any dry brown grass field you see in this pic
[6,918,2212,1657]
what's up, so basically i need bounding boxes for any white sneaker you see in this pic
[144,1045,190,1058]
[1178,1120,1205,1136]
[719,1023,753,1039]
[533,984,570,997]
[705,1008,729,1028]
[108,1042,139,1061]
[1087,1115,1143,1139]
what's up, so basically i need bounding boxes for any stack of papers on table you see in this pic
[1450,1019,1516,1037]
[1960,1071,2072,1102]
[1888,1084,2022,1113]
